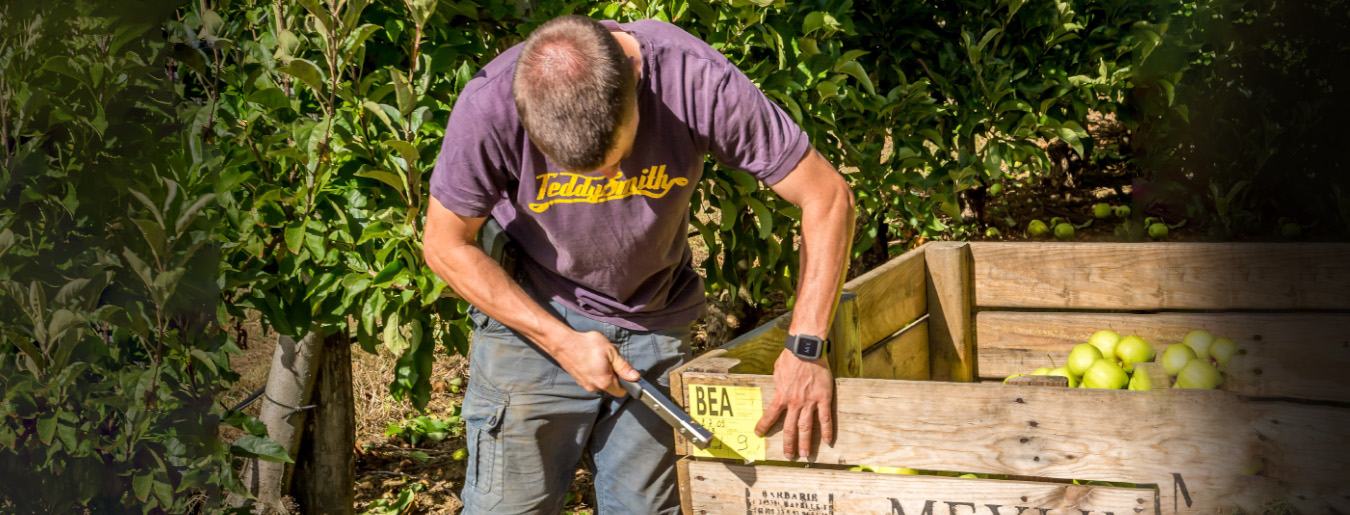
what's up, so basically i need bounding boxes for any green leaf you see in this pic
[803,12,840,36]
[357,169,408,196]
[190,348,218,374]
[36,414,57,445]
[133,218,165,259]
[0,229,14,257]
[390,69,415,116]
[746,197,774,239]
[175,194,216,234]
[385,140,420,172]
[275,29,301,60]
[133,472,153,502]
[230,435,294,463]
[1158,79,1175,106]
[834,60,876,96]
[285,219,308,254]
[363,101,397,133]
[46,309,83,344]
[296,0,334,36]
[278,59,326,94]
[248,88,290,111]
[384,311,406,355]
[373,259,406,287]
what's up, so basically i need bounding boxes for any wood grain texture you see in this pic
[860,320,929,380]
[969,242,1350,310]
[845,243,928,349]
[291,333,355,515]
[675,371,1350,514]
[927,242,976,381]
[684,461,1157,515]
[975,311,1350,401]
[829,294,863,378]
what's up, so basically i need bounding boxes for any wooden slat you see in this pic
[829,293,863,377]
[975,312,1350,401]
[676,371,1350,514]
[845,242,928,349]
[860,320,929,380]
[714,245,928,376]
[926,242,976,381]
[684,461,1157,515]
[970,242,1350,310]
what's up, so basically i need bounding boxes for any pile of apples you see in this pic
[1005,330,1236,390]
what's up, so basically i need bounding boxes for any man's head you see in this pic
[513,15,638,177]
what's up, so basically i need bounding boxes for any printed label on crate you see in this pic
[687,384,765,461]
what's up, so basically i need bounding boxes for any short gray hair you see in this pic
[513,15,636,171]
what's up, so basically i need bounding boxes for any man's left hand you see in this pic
[754,349,835,459]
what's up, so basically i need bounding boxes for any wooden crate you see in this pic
[671,242,1350,515]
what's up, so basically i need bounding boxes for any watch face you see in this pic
[797,337,819,357]
[792,335,822,359]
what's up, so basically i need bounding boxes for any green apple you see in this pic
[1067,343,1103,377]
[875,466,919,475]
[1054,223,1075,241]
[1114,205,1131,218]
[849,465,876,472]
[1082,359,1129,389]
[1028,220,1049,238]
[989,182,1004,196]
[958,473,979,479]
[1148,223,1168,240]
[1281,222,1301,238]
[1162,343,1198,376]
[1183,330,1215,360]
[1031,367,1052,376]
[1127,370,1152,391]
[1114,335,1155,373]
[1175,359,1224,389]
[1087,330,1122,361]
[1209,336,1237,367]
[1048,366,1079,387]
[1093,203,1113,218]
[1002,373,1027,384]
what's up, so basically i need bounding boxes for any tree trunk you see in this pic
[227,329,325,514]
[291,331,356,515]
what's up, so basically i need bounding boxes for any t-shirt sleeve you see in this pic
[429,100,508,219]
[702,62,812,186]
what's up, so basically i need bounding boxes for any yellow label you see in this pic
[686,384,765,461]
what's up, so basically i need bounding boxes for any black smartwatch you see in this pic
[785,333,828,361]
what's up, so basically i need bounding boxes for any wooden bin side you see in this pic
[674,369,1350,515]
[695,243,932,377]
[968,242,1350,311]
[680,459,1159,515]
[966,241,1350,402]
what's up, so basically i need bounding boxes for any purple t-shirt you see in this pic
[429,19,811,331]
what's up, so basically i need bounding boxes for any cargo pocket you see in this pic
[463,386,507,510]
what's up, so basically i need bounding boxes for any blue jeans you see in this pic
[460,299,692,515]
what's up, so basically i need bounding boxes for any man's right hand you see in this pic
[550,330,640,397]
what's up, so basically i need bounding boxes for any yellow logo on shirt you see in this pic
[529,165,688,213]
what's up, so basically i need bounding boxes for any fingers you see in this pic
[755,399,785,438]
[796,406,816,458]
[610,351,640,382]
[781,408,800,460]
[817,401,835,446]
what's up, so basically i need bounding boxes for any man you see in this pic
[423,15,854,514]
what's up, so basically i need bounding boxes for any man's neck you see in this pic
[612,30,643,80]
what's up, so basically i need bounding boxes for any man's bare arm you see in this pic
[752,148,856,459]
[422,197,638,396]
